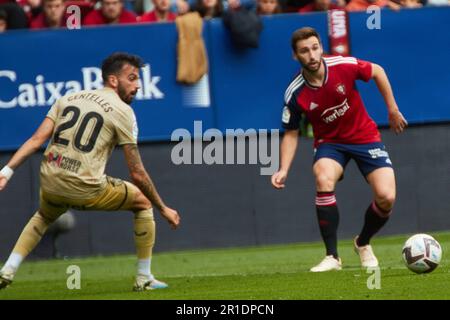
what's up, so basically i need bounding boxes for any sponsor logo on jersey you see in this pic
[48,152,63,167]
[321,99,350,124]
[47,152,81,173]
[282,106,291,123]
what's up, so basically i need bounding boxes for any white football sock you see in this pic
[2,253,23,273]
[137,258,153,280]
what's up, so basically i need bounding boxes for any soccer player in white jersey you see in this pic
[0,52,180,291]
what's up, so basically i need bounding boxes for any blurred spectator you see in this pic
[174,0,190,13]
[299,0,341,12]
[139,0,177,22]
[283,0,313,12]
[30,0,66,29]
[64,0,95,21]
[426,0,449,5]
[0,8,7,32]
[133,0,152,14]
[257,0,282,14]
[192,0,223,18]
[346,0,401,11]
[0,1,28,29]
[17,0,42,20]
[191,0,255,19]
[227,0,256,10]
[223,2,262,48]
[399,0,422,7]
[134,0,189,15]
[83,0,137,25]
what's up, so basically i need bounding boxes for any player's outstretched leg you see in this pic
[354,167,395,268]
[0,210,56,289]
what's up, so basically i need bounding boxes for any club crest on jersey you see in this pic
[336,84,346,95]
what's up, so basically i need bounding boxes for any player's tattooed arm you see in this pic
[123,144,166,211]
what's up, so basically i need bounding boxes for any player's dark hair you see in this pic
[101,52,143,83]
[291,27,322,52]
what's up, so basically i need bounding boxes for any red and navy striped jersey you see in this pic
[282,55,381,147]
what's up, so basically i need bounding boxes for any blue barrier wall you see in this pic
[0,23,216,149]
[1,7,449,150]
[207,14,329,131]
[349,8,450,125]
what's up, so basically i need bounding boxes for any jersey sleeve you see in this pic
[281,93,302,130]
[116,108,138,145]
[355,58,373,82]
[46,99,60,122]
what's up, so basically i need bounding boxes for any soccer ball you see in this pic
[402,234,442,274]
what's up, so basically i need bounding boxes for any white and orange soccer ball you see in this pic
[402,234,442,274]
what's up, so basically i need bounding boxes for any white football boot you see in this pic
[133,274,168,292]
[354,236,379,268]
[0,267,15,290]
[310,255,342,272]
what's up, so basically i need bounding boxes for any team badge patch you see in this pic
[282,106,291,123]
[336,84,346,95]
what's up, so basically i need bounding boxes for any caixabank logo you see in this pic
[0,64,163,109]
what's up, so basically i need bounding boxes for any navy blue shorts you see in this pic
[313,142,393,177]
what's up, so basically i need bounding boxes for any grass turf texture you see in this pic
[1,232,449,300]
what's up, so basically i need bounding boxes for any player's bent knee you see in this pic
[130,189,152,212]
[376,193,396,212]
[38,209,60,224]
[315,174,336,191]
[134,208,154,220]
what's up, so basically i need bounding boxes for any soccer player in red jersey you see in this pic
[271,27,408,272]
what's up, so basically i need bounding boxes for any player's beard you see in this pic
[301,59,321,73]
[118,84,137,104]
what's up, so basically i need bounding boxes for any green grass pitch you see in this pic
[1,232,449,300]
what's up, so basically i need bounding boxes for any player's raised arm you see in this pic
[271,129,299,189]
[122,143,180,229]
[371,63,408,134]
[0,117,55,191]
